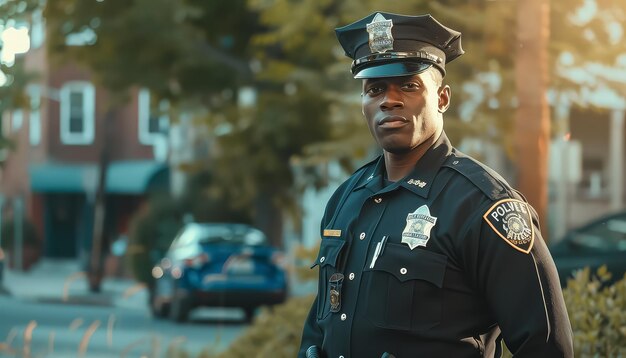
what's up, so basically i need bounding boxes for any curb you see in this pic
[35,294,114,307]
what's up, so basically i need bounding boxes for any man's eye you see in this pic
[365,87,383,95]
[402,82,420,90]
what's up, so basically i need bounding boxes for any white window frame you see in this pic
[60,81,95,145]
[30,8,45,49]
[11,109,23,132]
[138,88,169,145]
[28,84,41,146]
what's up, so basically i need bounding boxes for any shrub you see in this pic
[0,218,39,250]
[126,194,183,285]
[563,266,626,357]
[206,295,315,358]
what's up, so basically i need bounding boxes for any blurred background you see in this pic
[0,0,624,357]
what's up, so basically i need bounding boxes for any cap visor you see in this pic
[354,62,432,79]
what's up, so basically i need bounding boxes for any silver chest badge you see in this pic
[402,205,437,250]
[366,13,394,54]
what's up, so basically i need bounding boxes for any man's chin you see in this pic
[381,144,413,155]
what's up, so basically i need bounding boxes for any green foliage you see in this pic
[0,218,39,250]
[126,193,183,285]
[210,295,315,358]
[563,266,626,357]
[44,0,256,103]
[293,244,319,283]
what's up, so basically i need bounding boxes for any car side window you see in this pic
[572,214,626,251]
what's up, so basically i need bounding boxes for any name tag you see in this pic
[323,229,342,237]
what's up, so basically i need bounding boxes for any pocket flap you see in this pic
[370,242,447,287]
[310,238,346,269]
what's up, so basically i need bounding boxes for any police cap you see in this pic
[335,12,464,79]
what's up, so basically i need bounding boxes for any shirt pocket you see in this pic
[363,242,447,332]
[311,237,346,320]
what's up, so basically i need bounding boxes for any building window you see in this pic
[28,84,41,146]
[60,81,95,145]
[30,8,45,49]
[11,110,23,131]
[138,88,169,145]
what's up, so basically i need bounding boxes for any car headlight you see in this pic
[152,266,164,279]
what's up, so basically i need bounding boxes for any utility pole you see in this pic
[515,0,551,240]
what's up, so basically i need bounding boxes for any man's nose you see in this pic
[380,87,404,110]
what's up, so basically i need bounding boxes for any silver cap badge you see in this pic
[366,13,394,53]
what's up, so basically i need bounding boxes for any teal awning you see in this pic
[29,160,169,194]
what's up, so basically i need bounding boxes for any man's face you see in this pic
[361,69,449,154]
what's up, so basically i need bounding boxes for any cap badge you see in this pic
[483,199,535,254]
[366,13,394,54]
[402,205,437,250]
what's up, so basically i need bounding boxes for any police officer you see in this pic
[299,12,573,358]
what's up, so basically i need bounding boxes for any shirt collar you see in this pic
[354,131,453,198]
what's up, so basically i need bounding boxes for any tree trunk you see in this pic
[88,110,113,292]
[254,191,284,248]
[515,0,550,240]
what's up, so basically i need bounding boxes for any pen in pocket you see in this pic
[369,236,388,269]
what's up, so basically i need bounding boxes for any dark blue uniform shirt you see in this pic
[299,132,573,358]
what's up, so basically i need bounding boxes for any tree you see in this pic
[43,0,626,247]
[515,0,551,237]
[43,0,332,246]
[0,0,40,160]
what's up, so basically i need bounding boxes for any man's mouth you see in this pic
[378,115,408,129]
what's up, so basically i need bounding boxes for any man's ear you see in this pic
[438,85,451,113]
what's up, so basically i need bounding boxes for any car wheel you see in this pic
[169,289,192,323]
[151,298,170,318]
[148,284,170,319]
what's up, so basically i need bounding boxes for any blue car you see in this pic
[150,222,288,322]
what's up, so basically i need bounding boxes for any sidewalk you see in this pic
[0,259,149,310]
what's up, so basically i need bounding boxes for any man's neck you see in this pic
[383,131,440,182]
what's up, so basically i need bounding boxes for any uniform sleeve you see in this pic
[298,295,323,358]
[462,199,574,357]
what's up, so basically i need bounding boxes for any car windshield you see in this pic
[570,214,626,251]
[171,224,268,248]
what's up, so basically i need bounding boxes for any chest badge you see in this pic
[402,205,437,250]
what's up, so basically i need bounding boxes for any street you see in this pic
[0,294,248,357]
[0,259,250,358]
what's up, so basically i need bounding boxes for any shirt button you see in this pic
[320,257,325,263]
[341,313,347,321]
[400,267,407,275]
[359,232,366,240]
[374,197,382,203]
[349,273,355,280]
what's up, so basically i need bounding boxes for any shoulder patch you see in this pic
[483,199,534,254]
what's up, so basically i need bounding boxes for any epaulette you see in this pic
[442,150,511,201]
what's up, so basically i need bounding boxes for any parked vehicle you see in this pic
[150,222,288,322]
[550,210,626,287]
